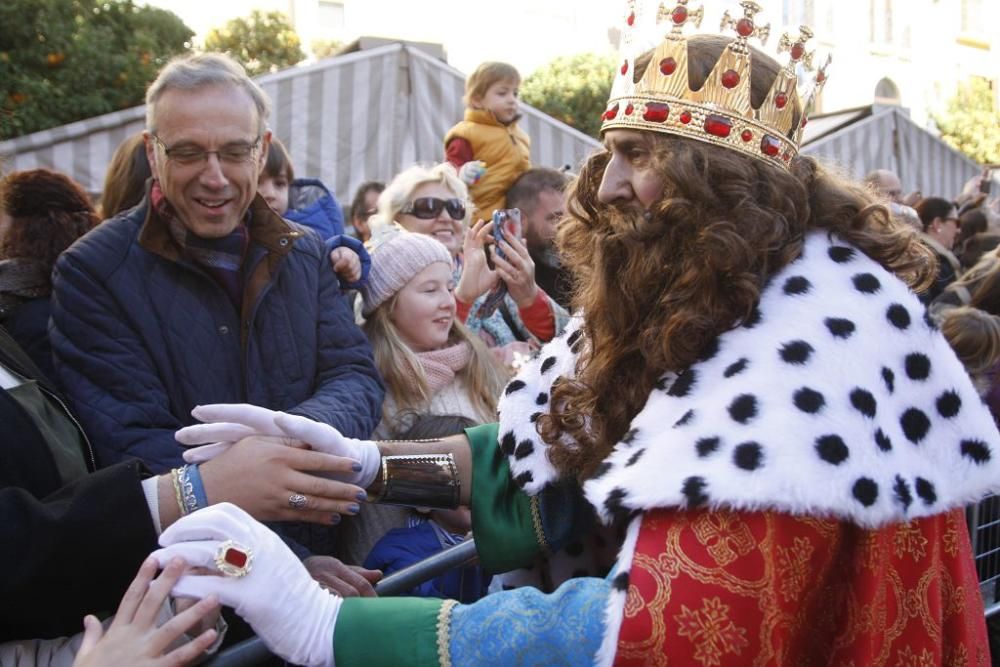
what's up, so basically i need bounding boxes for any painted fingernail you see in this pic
[347,503,361,515]
[331,514,341,525]
[351,462,363,472]
[356,490,368,502]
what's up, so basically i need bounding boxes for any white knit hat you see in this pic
[361,228,454,315]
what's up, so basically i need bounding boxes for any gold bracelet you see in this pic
[370,454,460,509]
[170,468,188,516]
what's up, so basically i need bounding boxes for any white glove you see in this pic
[273,413,381,488]
[458,160,487,186]
[152,503,340,667]
[175,404,288,464]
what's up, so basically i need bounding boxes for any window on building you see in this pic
[782,0,816,27]
[874,77,901,105]
[317,0,345,33]
[869,0,896,44]
[961,0,986,33]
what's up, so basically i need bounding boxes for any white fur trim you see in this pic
[500,232,1000,528]
[595,515,643,667]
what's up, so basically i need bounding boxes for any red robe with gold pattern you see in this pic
[615,508,988,666]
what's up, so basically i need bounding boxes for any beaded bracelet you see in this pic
[187,463,210,509]
[170,467,188,516]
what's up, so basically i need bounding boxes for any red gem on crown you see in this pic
[760,135,781,157]
[659,58,677,75]
[741,129,754,142]
[625,102,634,115]
[775,92,788,109]
[627,11,635,26]
[791,43,805,60]
[737,18,755,37]
[672,5,688,24]
[603,103,619,121]
[679,111,693,124]
[817,70,827,83]
[620,60,629,75]
[704,115,733,138]
[224,547,248,569]
[643,102,670,123]
[721,70,740,89]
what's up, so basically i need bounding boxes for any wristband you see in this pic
[368,454,460,509]
[171,467,189,516]
[188,463,210,509]
[176,465,201,515]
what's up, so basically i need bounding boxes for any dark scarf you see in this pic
[0,258,51,316]
[151,181,249,311]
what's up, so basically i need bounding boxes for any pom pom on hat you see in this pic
[361,227,454,315]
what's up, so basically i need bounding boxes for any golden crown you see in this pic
[601,0,831,171]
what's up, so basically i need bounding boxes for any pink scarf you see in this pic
[403,341,472,393]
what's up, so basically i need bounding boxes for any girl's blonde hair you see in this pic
[941,306,1000,377]
[464,62,521,107]
[363,300,507,426]
[371,163,471,238]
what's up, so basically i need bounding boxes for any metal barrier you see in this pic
[968,494,1000,618]
[204,538,478,667]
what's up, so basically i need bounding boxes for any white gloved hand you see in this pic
[273,413,381,488]
[175,404,288,464]
[458,160,487,186]
[151,503,340,667]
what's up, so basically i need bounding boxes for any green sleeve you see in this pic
[466,423,542,573]
[334,597,446,667]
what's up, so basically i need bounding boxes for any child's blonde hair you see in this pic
[464,62,521,107]
[941,306,1000,377]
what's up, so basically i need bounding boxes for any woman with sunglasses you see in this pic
[915,196,963,304]
[371,164,569,366]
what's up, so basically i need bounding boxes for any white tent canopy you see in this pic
[0,42,601,203]
[801,105,980,199]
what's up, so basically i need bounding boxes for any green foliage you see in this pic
[934,78,1000,164]
[203,10,305,78]
[521,52,618,138]
[0,0,193,140]
[311,39,344,61]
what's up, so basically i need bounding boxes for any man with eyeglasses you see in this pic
[47,53,385,583]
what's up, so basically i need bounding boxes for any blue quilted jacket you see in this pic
[49,194,383,472]
[285,178,344,240]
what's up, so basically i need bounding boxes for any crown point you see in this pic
[679,111,693,124]
[721,69,741,89]
[737,18,754,37]
[659,57,678,75]
[775,92,788,109]
[741,129,754,142]
[644,103,670,123]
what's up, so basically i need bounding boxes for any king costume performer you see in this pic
[151,2,1000,665]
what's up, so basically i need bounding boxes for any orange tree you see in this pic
[0,0,193,140]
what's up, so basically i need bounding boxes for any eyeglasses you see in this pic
[400,197,466,221]
[152,135,262,166]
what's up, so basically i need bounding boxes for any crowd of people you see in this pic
[3,3,1000,665]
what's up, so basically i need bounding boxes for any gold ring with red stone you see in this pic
[214,540,253,577]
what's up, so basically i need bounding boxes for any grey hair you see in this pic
[371,163,470,238]
[145,53,271,135]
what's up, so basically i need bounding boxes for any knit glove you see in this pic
[175,404,287,464]
[273,413,381,488]
[152,503,341,667]
[458,160,487,186]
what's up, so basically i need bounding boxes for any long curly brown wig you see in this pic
[0,169,100,268]
[538,36,936,482]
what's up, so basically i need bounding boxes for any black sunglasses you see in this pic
[400,197,466,221]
